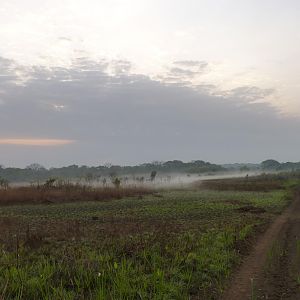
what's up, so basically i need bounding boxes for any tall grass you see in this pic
[0,229,241,300]
[0,184,151,206]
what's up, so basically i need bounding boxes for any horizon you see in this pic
[0,158,293,169]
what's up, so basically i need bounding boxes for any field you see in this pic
[0,176,296,299]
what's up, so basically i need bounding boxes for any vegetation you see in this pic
[199,176,284,192]
[0,182,150,206]
[0,160,225,183]
[261,159,282,170]
[0,177,9,190]
[0,175,296,299]
[2,160,300,184]
[261,159,300,171]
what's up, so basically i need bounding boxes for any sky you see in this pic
[0,0,300,167]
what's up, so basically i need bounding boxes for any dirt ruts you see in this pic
[222,191,300,300]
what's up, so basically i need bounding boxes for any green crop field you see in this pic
[0,177,295,299]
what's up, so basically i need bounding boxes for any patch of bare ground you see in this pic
[221,191,300,300]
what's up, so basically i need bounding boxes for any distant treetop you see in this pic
[261,159,281,170]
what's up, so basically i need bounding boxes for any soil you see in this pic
[222,191,300,300]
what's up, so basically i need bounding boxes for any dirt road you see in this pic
[222,191,300,299]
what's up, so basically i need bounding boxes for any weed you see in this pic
[0,182,291,299]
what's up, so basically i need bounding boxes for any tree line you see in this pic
[0,160,225,182]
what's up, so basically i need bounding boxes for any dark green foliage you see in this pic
[261,159,281,170]
[0,160,225,183]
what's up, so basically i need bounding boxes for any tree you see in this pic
[43,178,56,189]
[151,161,163,166]
[240,166,250,172]
[150,171,157,182]
[261,160,281,170]
[112,177,121,188]
[26,163,46,171]
[0,177,9,189]
[85,173,94,184]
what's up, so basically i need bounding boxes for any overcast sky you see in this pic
[1,0,300,167]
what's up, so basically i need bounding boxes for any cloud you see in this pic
[161,60,209,84]
[0,57,32,86]
[224,86,275,103]
[0,56,299,166]
[0,139,75,146]
[173,60,208,68]
[169,67,198,77]
[108,60,132,75]
[53,104,66,111]
[58,37,72,42]
[0,57,18,83]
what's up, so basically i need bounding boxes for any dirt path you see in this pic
[222,191,300,300]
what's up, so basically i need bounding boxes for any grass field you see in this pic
[0,177,295,299]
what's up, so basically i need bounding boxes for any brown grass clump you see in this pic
[0,185,151,206]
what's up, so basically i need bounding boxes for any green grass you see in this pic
[0,188,291,299]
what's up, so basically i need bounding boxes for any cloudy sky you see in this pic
[0,0,300,167]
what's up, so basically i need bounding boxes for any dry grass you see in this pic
[0,185,151,206]
[198,177,284,192]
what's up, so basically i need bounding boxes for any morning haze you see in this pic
[2,1,300,299]
[1,1,300,167]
